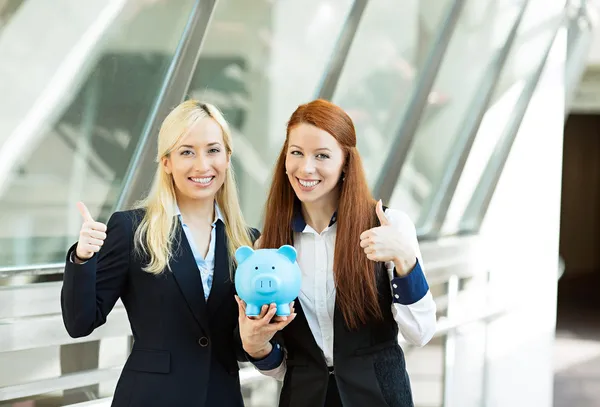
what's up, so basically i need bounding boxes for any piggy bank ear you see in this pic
[235,246,254,264]
[277,245,297,263]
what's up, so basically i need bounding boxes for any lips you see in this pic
[296,177,320,191]
[189,176,215,187]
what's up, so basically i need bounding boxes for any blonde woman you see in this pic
[61,101,267,407]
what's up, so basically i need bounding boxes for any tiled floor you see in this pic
[553,274,600,407]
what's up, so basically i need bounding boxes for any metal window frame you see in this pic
[114,0,218,211]
[316,0,370,100]
[417,0,530,238]
[459,12,568,234]
[372,0,467,202]
[565,0,595,114]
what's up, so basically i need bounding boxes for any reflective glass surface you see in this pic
[0,0,196,266]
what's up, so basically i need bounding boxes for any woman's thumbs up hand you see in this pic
[75,202,107,261]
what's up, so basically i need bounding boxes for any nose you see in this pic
[193,155,211,172]
[253,274,280,294]
[300,157,316,174]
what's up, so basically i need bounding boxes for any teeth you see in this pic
[299,179,319,187]
[191,177,213,184]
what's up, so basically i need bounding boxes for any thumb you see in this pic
[376,199,390,226]
[77,202,94,223]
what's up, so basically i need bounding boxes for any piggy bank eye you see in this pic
[272,266,275,269]
[254,266,258,270]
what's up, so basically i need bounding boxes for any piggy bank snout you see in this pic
[252,274,281,294]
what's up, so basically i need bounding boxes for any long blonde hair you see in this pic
[133,100,253,275]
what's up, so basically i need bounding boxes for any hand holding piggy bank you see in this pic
[234,245,301,317]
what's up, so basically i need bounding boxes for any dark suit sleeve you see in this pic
[61,211,131,338]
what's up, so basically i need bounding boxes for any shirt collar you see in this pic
[291,208,337,233]
[175,201,224,226]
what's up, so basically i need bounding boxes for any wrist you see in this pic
[74,251,90,264]
[393,256,416,277]
[245,342,273,360]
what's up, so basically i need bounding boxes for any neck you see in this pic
[301,196,338,234]
[176,194,215,225]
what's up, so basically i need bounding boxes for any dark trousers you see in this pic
[325,371,343,407]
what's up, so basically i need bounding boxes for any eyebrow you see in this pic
[289,144,332,152]
[178,142,223,149]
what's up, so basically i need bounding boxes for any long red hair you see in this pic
[260,99,381,329]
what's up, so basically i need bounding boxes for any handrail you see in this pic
[316,0,369,100]
[0,262,63,277]
[114,0,218,211]
[3,302,508,403]
[418,0,530,237]
[0,367,121,402]
[460,11,568,233]
[372,0,467,202]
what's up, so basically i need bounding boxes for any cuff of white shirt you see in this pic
[391,259,428,305]
[69,250,89,265]
[247,342,284,370]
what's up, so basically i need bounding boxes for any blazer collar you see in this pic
[170,224,210,335]
[175,201,224,226]
[169,212,232,333]
[206,220,231,316]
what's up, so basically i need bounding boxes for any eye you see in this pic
[180,149,194,156]
[316,153,330,160]
[271,266,275,269]
[290,150,302,156]
[254,266,258,270]
[208,148,221,154]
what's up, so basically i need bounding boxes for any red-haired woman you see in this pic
[236,99,437,407]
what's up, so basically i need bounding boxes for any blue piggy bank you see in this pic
[234,245,301,317]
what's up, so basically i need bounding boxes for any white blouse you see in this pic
[260,208,437,380]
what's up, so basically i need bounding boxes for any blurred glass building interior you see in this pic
[0,0,597,406]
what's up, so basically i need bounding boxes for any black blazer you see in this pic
[61,209,257,407]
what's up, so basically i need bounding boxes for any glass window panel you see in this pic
[0,0,196,267]
[186,0,354,224]
[455,5,564,234]
[331,0,454,190]
[443,1,564,235]
[385,0,527,225]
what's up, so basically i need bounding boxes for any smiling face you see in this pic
[162,117,229,205]
[285,123,345,207]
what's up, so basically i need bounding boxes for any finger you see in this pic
[234,295,246,317]
[359,238,371,248]
[376,199,390,226]
[366,252,381,262]
[360,230,371,241]
[258,304,269,319]
[363,246,375,255]
[77,202,94,223]
[88,238,104,247]
[88,244,101,253]
[269,313,297,331]
[260,306,278,325]
[91,221,107,233]
[88,230,107,240]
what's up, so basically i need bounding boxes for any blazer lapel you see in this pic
[170,223,210,334]
[207,220,232,315]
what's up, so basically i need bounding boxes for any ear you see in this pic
[235,246,254,264]
[162,156,172,175]
[277,245,297,263]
